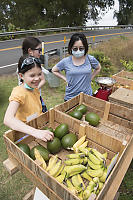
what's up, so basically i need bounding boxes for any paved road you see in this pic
[0,28,133,75]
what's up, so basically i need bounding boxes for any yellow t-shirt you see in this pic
[9,86,42,122]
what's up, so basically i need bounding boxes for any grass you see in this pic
[0,36,133,199]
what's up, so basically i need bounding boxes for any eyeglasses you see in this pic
[33,48,42,53]
[21,57,41,69]
[72,47,85,52]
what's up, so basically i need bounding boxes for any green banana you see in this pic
[66,179,78,195]
[49,160,62,177]
[78,147,90,156]
[78,141,88,149]
[83,189,92,200]
[54,163,64,177]
[71,175,83,192]
[88,158,102,170]
[64,164,87,178]
[88,152,103,165]
[99,168,107,183]
[81,171,92,182]
[66,153,85,159]
[99,182,104,190]
[73,135,86,153]
[91,148,106,161]
[93,177,99,183]
[46,155,58,172]
[83,181,96,200]
[78,191,84,200]
[55,171,66,183]
[82,157,88,165]
[64,158,83,165]
[87,168,104,178]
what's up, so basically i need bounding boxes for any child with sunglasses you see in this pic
[4,55,54,142]
[52,33,101,101]
[18,36,47,112]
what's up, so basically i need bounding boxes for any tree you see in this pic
[0,0,115,30]
[115,0,133,25]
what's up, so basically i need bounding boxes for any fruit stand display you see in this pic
[112,70,133,90]
[3,109,133,200]
[55,92,133,142]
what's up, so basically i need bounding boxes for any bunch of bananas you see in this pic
[35,135,117,200]
[46,155,65,178]
[62,136,109,199]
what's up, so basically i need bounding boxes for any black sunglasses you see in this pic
[33,48,42,53]
[21,57,41,69]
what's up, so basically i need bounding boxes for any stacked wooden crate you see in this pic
[3,92,133,200]
[112,70,133,90]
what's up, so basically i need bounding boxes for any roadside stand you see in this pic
[3,91,133,200]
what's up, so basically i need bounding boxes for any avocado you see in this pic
[75,104,87,114]
[85,112,100,126]
[54,123,69,139]
[47,137,62,154]
[61,133,78,149]
[43,126,54,132]
[17,143,30,156]
[69,110,83,120]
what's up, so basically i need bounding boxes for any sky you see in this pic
[87,0,119,26]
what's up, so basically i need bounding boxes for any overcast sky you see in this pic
[87,0,119,26]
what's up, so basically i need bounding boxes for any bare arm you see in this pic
[91,64,101,80]
[52,65,67,82]
[4,101,54,142]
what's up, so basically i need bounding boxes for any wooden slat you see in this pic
[98,136,133,200]
[103,102,110,121]
[85,125,123,153]
[109,102,133,121]
[3,158,19,175]
[109,88,133,109]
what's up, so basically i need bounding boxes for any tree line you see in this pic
[0,0,132,31]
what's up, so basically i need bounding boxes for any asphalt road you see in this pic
[0,28,133,75]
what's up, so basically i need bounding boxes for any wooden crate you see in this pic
[109,87,133,109]
[3,109,133,200]
[54,92,133,142]
[112,70,133,90]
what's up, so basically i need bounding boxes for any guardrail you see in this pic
[0,25,133,38]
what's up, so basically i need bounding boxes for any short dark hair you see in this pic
[22,37,41,55]
[68,33,88,55]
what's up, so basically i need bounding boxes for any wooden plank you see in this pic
[85,125,123,153]
[109,102,133,121]
[3,158,19,175]
[79,92,84,104]
[103,102,110,121]
[109,88,133,108]
[23,188,35,200]
[98,136,133,200]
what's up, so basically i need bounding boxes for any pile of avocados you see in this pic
[69,104,100,127]
[17,123,78,160]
